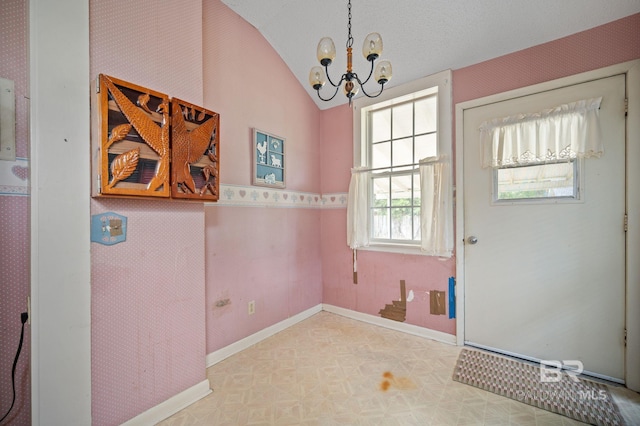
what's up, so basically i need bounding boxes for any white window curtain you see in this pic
[479,97,603,168]
[347,167,370,249]
[419,156,453,258]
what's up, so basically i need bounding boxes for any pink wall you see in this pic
[89,1,207,425]
[319,104,353,193]
[205,207,322,351]
[321,209,457,335]
[202,1,321,191]
[0,0,30,424]
[319,13,640,337]
[453,13,640,105]
[202,1,323,354]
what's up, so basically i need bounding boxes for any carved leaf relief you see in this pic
[107,123,132,148]
[108,148,140,188]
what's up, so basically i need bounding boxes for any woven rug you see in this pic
[452,348,624,425]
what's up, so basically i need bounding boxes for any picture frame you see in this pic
[253,128,285,188]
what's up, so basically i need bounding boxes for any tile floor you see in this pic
[159,311,640,425]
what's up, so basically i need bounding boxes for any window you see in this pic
[369,95,437,242]
[479,97,601,205]
[352,70,452,255]
[494,161,579,202]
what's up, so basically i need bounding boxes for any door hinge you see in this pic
[625,98,628,116]
[624,328,627,347]
[624,214,628,232]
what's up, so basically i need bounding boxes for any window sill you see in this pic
[357,243,428,256]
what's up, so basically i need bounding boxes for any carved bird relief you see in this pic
[101,75,169,192]
[171,98,218,195]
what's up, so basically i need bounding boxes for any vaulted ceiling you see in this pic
[221,0,640,109]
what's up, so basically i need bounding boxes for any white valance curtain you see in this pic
[479,97,603,168]
[419,156,453,258]
[347,167,370,249]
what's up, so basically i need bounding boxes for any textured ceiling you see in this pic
[221,0,640,110]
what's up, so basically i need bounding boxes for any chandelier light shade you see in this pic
[308,0,392,104]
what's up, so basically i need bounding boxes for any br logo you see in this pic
[540,360,583,382]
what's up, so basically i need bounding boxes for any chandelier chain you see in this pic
[346,0,353,49]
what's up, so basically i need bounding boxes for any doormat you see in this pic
[452,348,624,426]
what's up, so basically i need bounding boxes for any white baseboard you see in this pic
[206,304,455,369]
[206,304,323,367]
[120,379,211,426]
[322,304,457,345]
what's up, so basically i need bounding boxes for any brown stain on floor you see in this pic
[379,371,417,392]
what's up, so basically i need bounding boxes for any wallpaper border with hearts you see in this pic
[0,160,350,208]
[0,157,28,195]
[208,184,347,209]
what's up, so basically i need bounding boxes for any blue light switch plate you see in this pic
[91,212,127,245]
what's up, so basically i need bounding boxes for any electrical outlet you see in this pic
[248,300,255,315]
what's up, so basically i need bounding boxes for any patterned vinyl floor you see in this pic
[159,311,640,425]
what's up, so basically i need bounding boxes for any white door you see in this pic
[463,75,626,382]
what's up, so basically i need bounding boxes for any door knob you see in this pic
[466,236,478,245]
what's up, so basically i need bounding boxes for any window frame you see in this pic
[353,70,453,255]
[492,159,585,206]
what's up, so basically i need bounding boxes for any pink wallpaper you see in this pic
[205,207,322,352]
[320,104,353,193]
[0,198,30,426]
[0,0,28,159]
[91,199,206,425]
[202,1,323,354]
[453,13,640,106]
[202,0,321,192]
[90,1,207,425]
[90,0,204,104]
[321,211,457,335]
[0,0,30,425]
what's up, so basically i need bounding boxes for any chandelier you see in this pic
[308,0,392,105]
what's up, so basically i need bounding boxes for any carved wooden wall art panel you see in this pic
[93,74,170,198]
[170,98,220,201]
[92,74,221,202]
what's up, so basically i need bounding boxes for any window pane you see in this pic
[415,96,437,135]
[391,175,412,205]
[372,141,391,169]
[372,208,390,239]
[392,137,413,168]
[390,175,413,240]
[496,162,576,200]
[391,207,412,240]
[371,109,391,143]
[392,103,413,139]
[372,177,390,207]
[415,133,437,162]
[413,207,421,240]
